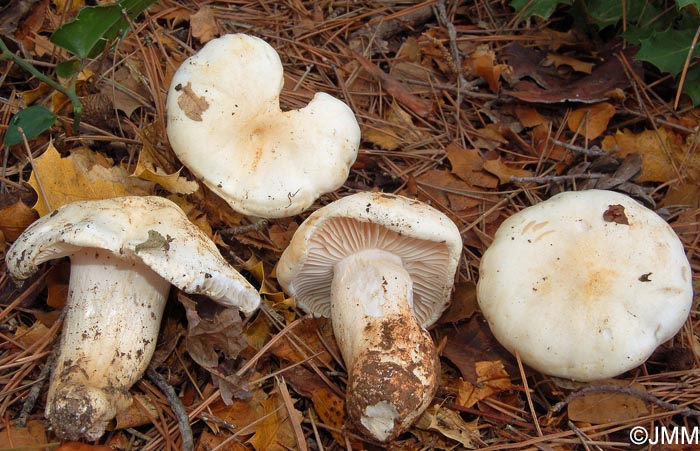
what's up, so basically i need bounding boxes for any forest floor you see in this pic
[1,1,700,450]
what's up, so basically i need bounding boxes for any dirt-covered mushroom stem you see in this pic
[276,192,463,442]
[48,249,170,440]
[5,196,260,441]
[332,249,439,441]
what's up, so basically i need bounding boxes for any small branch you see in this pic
[0,38,82,132]
[146,365,194,451]
[549,138,607,157]
[510,173,606,184]
[220,219,269,236]
[552,384,700,417]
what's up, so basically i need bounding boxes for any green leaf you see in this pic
[50,0,157,59]
[510,0,572,20]
[3,106,57,147]
[635,28,700,75]
[676,0,700,10]
[681,65,700,105]
[56,59,81,78]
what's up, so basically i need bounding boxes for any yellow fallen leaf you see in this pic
[601,128,700,182]
[247,394,301,451]
[544,53,595,74]
[482,157,532,184]
[567,102,616,140]
[28,143,153,216]
[133,149,199,194]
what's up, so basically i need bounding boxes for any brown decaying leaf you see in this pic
[446,143,499,189]
[482,157,532,184]
[0,420,48,449]
[363,101,429,150]
[437,281,479,324]
[269,316,338,367]
[0,200,38,240]
[567,381,650,424]
[352,50,433,118]
[190,5,220,43]
[416,169,480,211]
[415,405,480,449]
[567,102,616,140]
[463,45,509,92]
[440,316,522,383]
[113,393,159,430]
[247,392,302,451]
[175,82,210,121]
[55,443,113,451]
[456,360,514,408]
[544,53,595,74]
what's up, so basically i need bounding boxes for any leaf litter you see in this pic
[1,1,700,450]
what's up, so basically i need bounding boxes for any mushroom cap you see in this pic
[166,33,361,218]
[6,196,260,315]
[477,189,693,381]
[276,192,463,327]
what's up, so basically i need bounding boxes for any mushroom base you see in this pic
[47,248,170,441]
[331,249,439,442]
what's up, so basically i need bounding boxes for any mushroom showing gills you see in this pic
[277,192,462,442]
[166,33,361,218]
[5,196,260,441]
[477,189,693,382]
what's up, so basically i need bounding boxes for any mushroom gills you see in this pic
[331,248,439,442]
[47,248,170,441]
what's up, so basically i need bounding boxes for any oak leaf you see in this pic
[28,143,153,216]
[415,405,480,449]
[567,102,616,140]
[482,157,532,184]
[456,360,514,408]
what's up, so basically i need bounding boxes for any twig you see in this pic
[16,310,66,427]
[549,138,607,157]
[146,365,194,451]
[0,38,82,132]
[276,376,309,451]
[199,412,237,432]
[516,349,543,436]
[510,173,606,184]
[551,384,700,417]
[220,219,269,236]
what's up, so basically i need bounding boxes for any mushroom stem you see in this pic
[47,248,170,441]
[331,249,439,442]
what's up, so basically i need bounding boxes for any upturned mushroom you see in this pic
[6,196,260,441]
[477,189,693,381]
[166,33,361,218]
[276,192,462,442]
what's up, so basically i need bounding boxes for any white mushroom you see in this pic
[166,33,361,218]
[5,196,260,441]
[477,189,693,381]
[276,192,462,441]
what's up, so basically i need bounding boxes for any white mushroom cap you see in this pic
[276,191,463,327]
[477,189,693,381]
[7,196,259,313]
[166,33,361,218]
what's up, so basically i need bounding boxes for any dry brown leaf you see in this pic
[463,45,509,91]
[14,322,51,348]
[514,106,551,129]
[0,200,38,240]
[28,143,153,216]
[474,124,508,150]
[416,169,480,211]
[269,317,338,367]
[544,53,595,74]
[113,393,158,430]
[363,101,429,150]
[415,405,480,449]
[602,128,700,182]
[482,157,532,184]
[55,443,113,451]
[0,420,48,450]
[133,149,199,194]
[106,66,149,117]
[567,102,616,140]
[190,5,220,43]
[46,262,70,310]
[446,143,498,189]
[456,360,514,408]
[437,281,478,324]
[567,381,650,424]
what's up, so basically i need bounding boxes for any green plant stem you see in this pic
[0,38,82,132]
